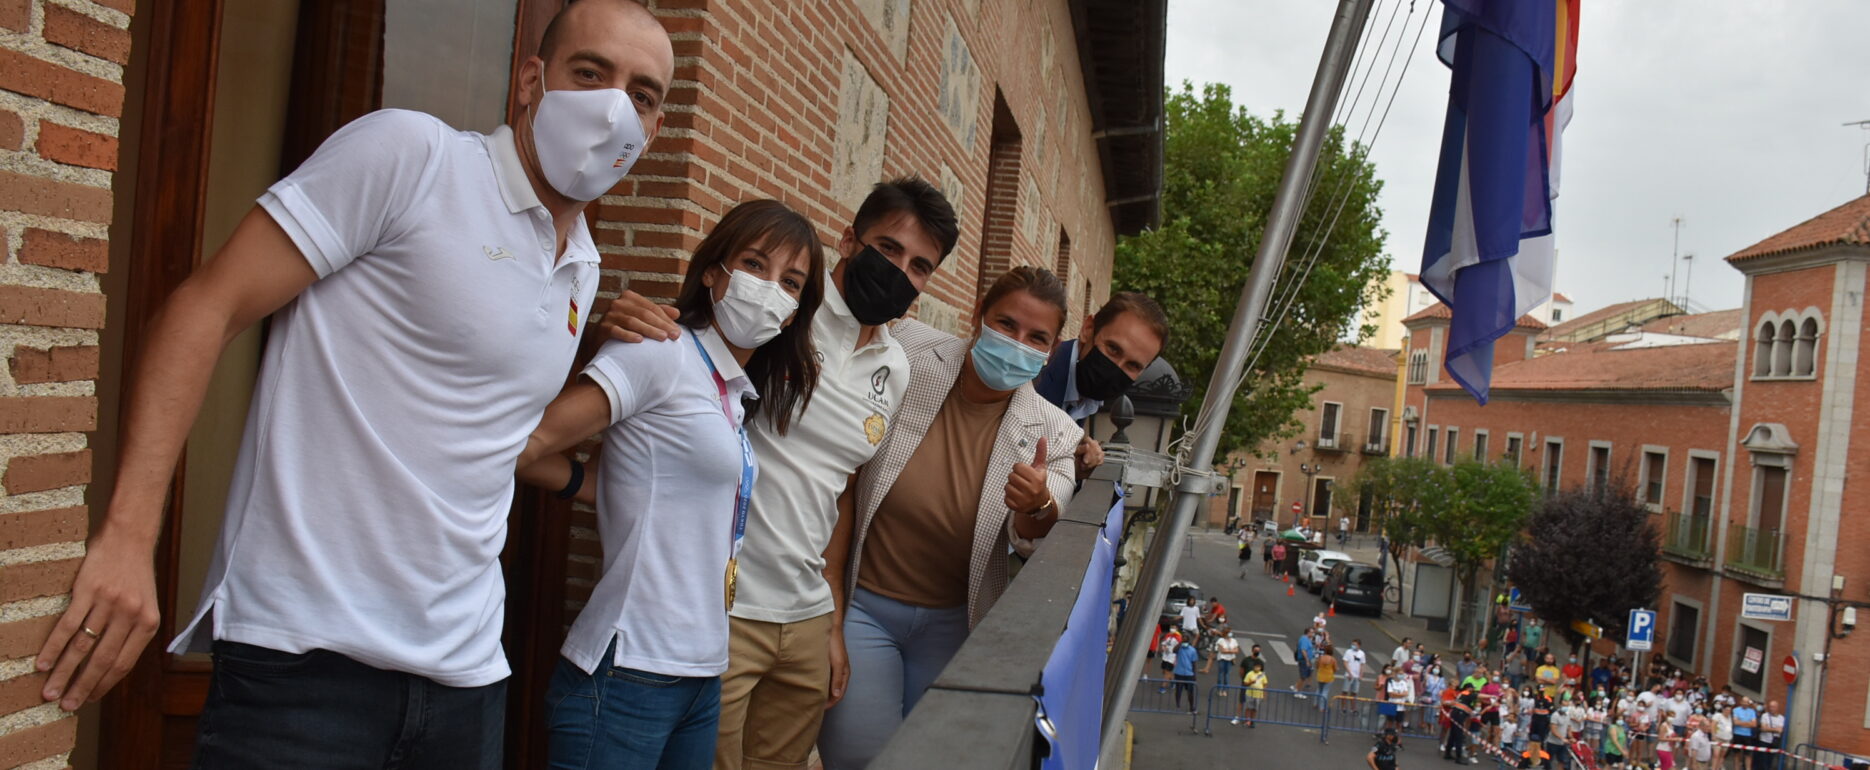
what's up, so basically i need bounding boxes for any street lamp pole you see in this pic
[1098,0,1374,754]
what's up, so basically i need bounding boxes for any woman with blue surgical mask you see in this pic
[513,199,824,769]
[817,266,1082,769]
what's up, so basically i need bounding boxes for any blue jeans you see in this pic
[545,642,722,770]
[1215,659,1234,686]
[819,588,970,769]
[192,641,505,769]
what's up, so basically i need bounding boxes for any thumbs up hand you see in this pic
[1005,436,1053,516]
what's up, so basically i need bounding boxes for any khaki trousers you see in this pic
[715,613,832,770]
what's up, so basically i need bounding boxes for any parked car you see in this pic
[1322,561,1385,615]
[1297,548,1352,591]
[1160,580,1202,626]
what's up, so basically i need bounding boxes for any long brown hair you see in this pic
[672,199,823,434]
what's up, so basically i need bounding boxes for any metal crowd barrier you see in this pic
[1196,686,1444,744]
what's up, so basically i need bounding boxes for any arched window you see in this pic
[1754,321,1775,377]
[1774,319,1796,376]
[1796,316,1819,376]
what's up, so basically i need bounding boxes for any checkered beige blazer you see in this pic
[846,320,1083,628]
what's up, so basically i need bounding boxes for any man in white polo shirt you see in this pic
[33,1,671,765]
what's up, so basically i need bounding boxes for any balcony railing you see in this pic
[1660,512,1713,564]
[1362,434,1388,454]
[1316,431,1350,452]
[1725,525,1785,579]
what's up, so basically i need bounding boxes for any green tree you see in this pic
[1116,82,1391,460]
[1338,456,1438,613]
[1418,461,1539,647]
[1508,482,1663,654]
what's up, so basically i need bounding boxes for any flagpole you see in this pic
[1099,0,1374,755]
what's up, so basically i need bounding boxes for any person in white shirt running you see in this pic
[516,200,825,768]
[34,2,672,766]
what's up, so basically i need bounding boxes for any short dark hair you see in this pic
[1091,291,1170,352]
[979,266,1068,337]
[852,176,960,259]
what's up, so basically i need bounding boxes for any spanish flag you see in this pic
[1419,0,1579,404]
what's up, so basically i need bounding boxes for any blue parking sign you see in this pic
[1627,609,1656,651]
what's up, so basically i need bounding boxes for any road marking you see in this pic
[1241,631,1287,638]
[1269,641,1297,666]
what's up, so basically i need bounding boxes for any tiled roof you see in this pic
[1312,345,1400,376]
[1425,340,1736,393]
[1400,302,1549,330]
[1638,308,1743,339]
[1538,297,1681,342]
[1552,292,1572,303]
[1727,194,1870,262]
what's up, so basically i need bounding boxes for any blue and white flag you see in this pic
[1420,0,1577,403]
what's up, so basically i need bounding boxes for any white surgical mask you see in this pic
[531,88,648,201]
[713,269,797,348]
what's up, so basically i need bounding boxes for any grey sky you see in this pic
[1166,0,1870,317]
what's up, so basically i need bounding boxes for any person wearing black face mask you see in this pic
[1033,292,1168,477]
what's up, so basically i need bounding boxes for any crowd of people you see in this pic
[30,2,1174,768]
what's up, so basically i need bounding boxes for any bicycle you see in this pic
[1383,577,1403,605]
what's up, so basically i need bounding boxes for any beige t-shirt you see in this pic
[857,386,1008,608]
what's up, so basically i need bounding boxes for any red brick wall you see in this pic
[1215,364,1398,530]
[562,0,1123,623]
[0,0,133,765]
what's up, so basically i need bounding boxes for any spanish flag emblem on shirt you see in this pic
[567,298,579,336]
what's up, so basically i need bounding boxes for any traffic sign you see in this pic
[1291,501,1302,515]
[1783,655,1799,684]
[1509,587,1532,613]
[1741,593,1794,622]
[1571,619,1603,640]
[1626,609,1656,652]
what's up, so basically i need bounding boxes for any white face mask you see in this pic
[531,88,648,201]
[713,269,797,348]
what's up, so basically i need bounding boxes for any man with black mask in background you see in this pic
[1032,292,1168,477]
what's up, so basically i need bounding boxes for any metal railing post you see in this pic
[1097,0,1375,759]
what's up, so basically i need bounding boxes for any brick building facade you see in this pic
[1399,193,1870,756]
[1212,345,1400,533]
[0,0,1166,766]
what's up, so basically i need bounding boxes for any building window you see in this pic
[1505,434,1524,467]
[1544,439,1564,492]
[1688,455,1716,518]
[1668,601,1700,666]
[1642,449,1667,507]
[1588,443,1611,492]
[1795,317,1818,376]
[1405,423,1419,458]
[1367,408,1388,452]
[1753,320,1775,378]
[1473,430,1490,462]
[1776,319,1797,376]
[1754,465,1787,535]
[1319,402,1342,447]
[1312,478,1333,519]
[1407,350,1429,384]
[1732,624,1770,696]
[1444,428,1459,465]
[1426,427,1440,462]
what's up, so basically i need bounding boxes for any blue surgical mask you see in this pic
[970,326,1048,391]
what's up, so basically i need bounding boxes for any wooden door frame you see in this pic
[96,0,224,765]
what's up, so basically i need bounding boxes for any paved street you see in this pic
[1123,529,1438,769]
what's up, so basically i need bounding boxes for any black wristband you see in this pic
[556,459,585,500]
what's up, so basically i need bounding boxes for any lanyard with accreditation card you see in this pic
[690,332,753,611]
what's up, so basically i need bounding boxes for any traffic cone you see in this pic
[1282,572,1290,583]
[1287,584,1296,598]
[1328,604,1337,618]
